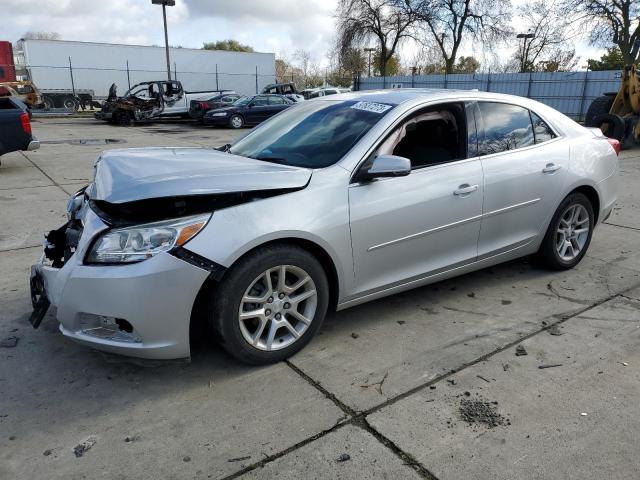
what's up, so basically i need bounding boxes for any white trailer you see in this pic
[14,39,276,105]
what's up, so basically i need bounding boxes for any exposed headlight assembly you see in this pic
[86,214,210,264]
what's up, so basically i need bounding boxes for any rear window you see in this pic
[478,102,534,155]
[230,100,395,168]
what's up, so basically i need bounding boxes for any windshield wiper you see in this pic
[217,143,231,153]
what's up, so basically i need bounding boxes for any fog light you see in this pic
[78,313,141,343]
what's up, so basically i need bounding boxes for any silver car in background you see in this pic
[30,89,619,364]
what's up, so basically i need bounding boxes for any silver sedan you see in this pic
[30,89,619,364]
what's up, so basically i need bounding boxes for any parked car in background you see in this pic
[30,90,618,364]
[308,87,351,98]
[189,92,240,121]
[261,82,304,102]
[0,96,39,162]
[203,94,293,128]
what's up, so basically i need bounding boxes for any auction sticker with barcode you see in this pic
[350,101,393,114]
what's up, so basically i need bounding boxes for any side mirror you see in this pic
[361,155,411,181]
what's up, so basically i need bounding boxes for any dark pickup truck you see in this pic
[0,96,39,160]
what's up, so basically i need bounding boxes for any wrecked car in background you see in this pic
[261,82,304,102]
[95,80,227,125]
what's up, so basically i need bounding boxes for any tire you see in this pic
[42,96,54,110]
[584,95,614,127]
[63,96,78,112]
[114,110,133,126]
[210,244,329,365]
[537,193,595,270]
[229,114,244,129]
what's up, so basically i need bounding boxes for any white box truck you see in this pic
[13,39,276,110]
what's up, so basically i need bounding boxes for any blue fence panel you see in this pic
[356,70,622,121]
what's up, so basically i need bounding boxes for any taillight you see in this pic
[19,112,32,135]
[199,101,209,110]
[607,138,621,156]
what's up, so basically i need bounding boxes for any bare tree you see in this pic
[513,1,578,72]
[336,0,417,76]
[562,0,639,65]
[409,0,512,74]
[22,31,61,40]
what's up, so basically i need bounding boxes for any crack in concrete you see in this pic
[604,221,640,232]
[18,151,70,198]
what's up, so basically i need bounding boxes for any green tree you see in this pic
[453,56,480,73]
[202,40,254,52]
[373,52,400,76]
[587,47,625,71]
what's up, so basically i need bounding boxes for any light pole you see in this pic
[364,47,376,77]
[152,0,175,81]
[516,33,535,73]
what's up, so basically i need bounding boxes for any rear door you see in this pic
[267,95,290,117]
[349,102,484,296]
[476,101,569,258]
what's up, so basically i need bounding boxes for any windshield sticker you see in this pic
[350,101,392,114]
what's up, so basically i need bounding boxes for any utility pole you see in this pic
[152,0,175,81]
[364,47,376,77]
[516,32,535,73]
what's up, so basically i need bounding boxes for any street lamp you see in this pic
[152,0,175,81]
[364,47,376,77]
[516,32,535,73]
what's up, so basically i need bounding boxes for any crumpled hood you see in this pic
[89,147,312,204]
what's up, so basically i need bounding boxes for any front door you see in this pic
[475,101,569,258]
[349,102,483,297]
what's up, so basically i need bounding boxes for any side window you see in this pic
[477,102,534,155]
[377,102,467,170]
[530,112,556,144]
[253,96,269,106]
[269,96,286,105]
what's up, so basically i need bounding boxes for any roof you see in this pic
[335,88,545,107]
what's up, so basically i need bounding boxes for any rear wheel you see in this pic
[63,96,78,112]
[210,244,329,364]
[537,193,594,270]
[229,114,244,129]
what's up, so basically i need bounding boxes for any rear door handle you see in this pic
[454,184,478,196]
[542,163,562,174]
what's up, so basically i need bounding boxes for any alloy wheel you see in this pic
[555,204,590,261]
[238,265,317,351]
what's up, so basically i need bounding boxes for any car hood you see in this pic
[89,147,312,204]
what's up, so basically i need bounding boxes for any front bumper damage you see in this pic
[30,205,210,359]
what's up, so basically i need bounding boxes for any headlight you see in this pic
[211,112,228,117]
[86,213,210,264]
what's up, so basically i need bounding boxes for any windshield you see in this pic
[229,100,395,168]
[234,96,253,106]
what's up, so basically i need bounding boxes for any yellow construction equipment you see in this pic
[585,64,640,149]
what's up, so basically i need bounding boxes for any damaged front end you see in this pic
[30,187,87,327]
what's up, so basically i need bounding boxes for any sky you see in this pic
[4,0,605,70]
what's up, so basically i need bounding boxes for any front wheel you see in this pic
[210,244,329,364]
[537,193,594,270]
[229,114,244,129]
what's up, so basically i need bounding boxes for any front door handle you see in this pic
[542,163,562,174]
[454,184,479,196]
